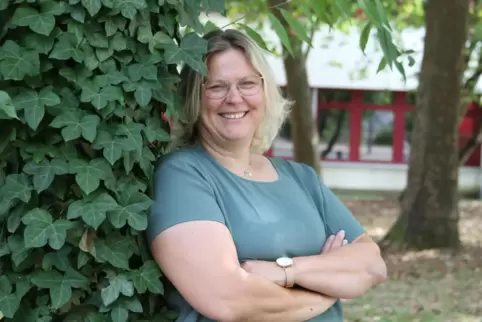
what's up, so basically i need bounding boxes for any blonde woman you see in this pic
[147,29,387,322]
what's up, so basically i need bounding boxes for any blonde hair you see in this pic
[169,29,292,153]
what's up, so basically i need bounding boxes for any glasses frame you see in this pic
[202,75,264,100]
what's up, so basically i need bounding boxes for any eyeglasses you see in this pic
[202,75,264,100]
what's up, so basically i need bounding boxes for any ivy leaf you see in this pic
[143,116,170,143]
[92,130,136,165]
[7,236,30,267]
[111,307,128,322]
[22,208,73,250]
[164,32,208,75]
[42,246,72,271]
[114,0,148,19]
[70,158,113,195]
[0,285,20,319]
[23,158,69,192]
[101,275,134,306]
[0,40,40,81]
[0,90,18,120]
[67,192,118,229]
[107,187,153,231]
[49,33,84,62]
[134,85,152,107]
[25,33,55,54]
[50,110,101,142]
[129,260,163,294]
[126,63,158,82]
[1,173,32,204]
[12,87,61,130]
[80,82,124,110]
[30,269,89,309]
[115,123,144,156]
[41,1,68,16]
[95,235,133,269]
[81,0,102,16]
[201,0,225,13]
[11,6,55,36]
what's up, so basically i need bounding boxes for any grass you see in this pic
[339,199,482,322]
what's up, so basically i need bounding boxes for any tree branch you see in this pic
[220,0,294,29]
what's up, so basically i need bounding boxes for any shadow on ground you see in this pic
[341,199,482,322]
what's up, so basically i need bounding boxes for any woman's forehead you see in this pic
[207,49,258,79]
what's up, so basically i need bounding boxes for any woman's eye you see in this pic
[239,82,256,87]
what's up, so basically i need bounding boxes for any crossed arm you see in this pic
[151,221,386,322]
[242,230,387,300]
[151,221,338,322]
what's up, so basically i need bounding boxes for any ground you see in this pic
[341,199,482,322]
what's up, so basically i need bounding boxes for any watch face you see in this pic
[276,257,293,267]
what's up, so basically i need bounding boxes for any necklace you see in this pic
[243,159,252,177]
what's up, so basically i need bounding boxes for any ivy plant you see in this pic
[0,0,224,320]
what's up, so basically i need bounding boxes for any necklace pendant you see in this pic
[244,169,252,177]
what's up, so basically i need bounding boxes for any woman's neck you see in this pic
[199,137,252,170]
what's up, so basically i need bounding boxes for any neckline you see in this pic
[193,145,283,184]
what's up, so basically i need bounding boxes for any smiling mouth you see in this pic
[220,111,248,119]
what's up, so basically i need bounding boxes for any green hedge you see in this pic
[0,0,223,320]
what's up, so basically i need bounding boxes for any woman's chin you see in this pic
[220,131,253,145]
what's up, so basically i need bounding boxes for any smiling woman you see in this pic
[146,29,387,322]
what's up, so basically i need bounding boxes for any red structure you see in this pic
[316,89,481,166]
[460,103,482,166]
[267,89,482,167]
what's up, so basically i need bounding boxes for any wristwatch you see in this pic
[276,257,295,288]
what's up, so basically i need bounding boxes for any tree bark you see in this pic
[382,0,469,251]
[283,44,320,173]
[268,0,320,174]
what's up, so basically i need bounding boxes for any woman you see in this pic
[147,29,387,322]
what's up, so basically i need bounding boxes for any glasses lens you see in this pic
[204,81,228,99]
[203,75,263,99]
[238,76,262,96]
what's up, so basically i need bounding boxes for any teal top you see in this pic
[147,145,365,321]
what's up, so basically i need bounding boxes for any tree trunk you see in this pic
[283,43,320,173]
[268,0,320,174]
[382,0,469,251]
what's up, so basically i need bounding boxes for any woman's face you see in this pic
[198,48,266,149]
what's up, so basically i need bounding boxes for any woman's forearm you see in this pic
[294,269,379,299]
[292,238,387,299]
[223,269,337,322]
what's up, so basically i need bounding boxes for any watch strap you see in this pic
[284,265,295,288]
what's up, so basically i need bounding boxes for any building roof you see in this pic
[200,14,482,93]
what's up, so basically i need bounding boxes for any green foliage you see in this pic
[0,0,224,320]
[225,0,413,80]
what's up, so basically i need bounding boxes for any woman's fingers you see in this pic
[321,235,335,253]
[321,230,349,253]
[331,230,345,249]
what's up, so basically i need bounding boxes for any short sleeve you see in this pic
[314,176,366,243]
[310,168,365,243]
[146,156,226,245]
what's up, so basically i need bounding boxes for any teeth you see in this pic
[222,112,246,119]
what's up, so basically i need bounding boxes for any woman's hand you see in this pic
[242,230,348,287]
[321,230,347,253]
[241,260,287,287]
